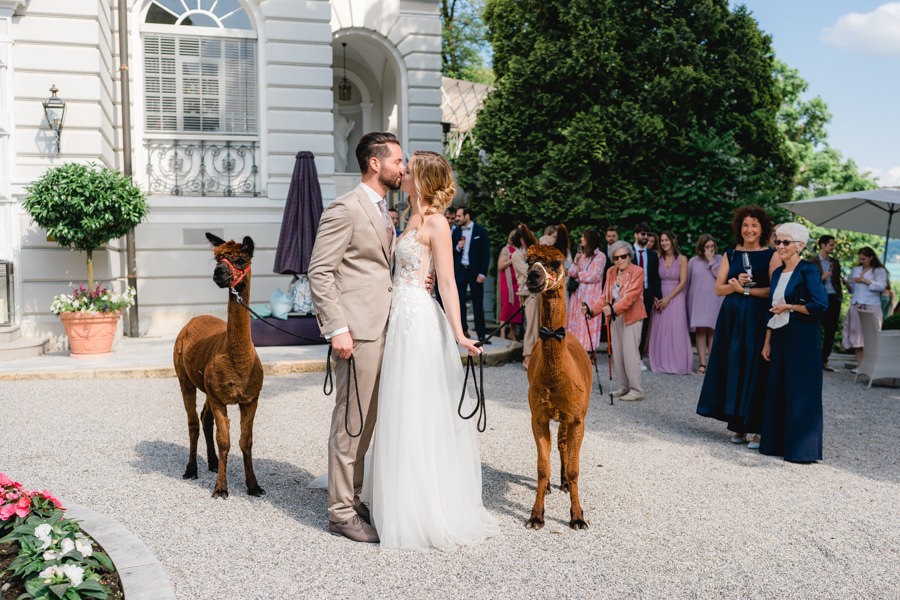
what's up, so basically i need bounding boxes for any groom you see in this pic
[308,131,403,543]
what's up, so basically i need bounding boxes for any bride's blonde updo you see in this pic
[412,150,456,216]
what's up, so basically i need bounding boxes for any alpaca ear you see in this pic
[206,232,226,247]
[241,236,255,258]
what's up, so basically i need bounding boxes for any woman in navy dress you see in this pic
[760,223,828,463]
[696,207,778,447]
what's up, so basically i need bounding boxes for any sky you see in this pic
[734,0,900,186]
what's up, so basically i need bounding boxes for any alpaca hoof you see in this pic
[569,518,589,530]
[211,488,229,499]
[525,516,545,529]
[559,481,569,494]
[182,466,197,480]
[545,485,551,496]
[247,485,265,497]
[207,460,219,473]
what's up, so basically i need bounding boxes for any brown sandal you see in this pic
[695,364,706,374]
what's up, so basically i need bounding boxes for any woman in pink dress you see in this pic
[648,231,693,374]
[497,229,523,340]
[687,234,724,374]
[566,228,607,361]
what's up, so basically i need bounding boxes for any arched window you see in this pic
[142,0,257,134]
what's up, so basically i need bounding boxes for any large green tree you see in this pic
[441,0,493,84]
[460,0,795,247]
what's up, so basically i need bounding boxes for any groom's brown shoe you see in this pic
[354,503,371,525]
[329,515,379,543]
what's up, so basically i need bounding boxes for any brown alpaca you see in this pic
[174,233,264,498]
[524,244,593,529]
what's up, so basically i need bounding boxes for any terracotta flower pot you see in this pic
[59,311,121,357]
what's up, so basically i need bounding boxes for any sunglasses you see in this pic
[612,254,629,261]
[773,240,800,246]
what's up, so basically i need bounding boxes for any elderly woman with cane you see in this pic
[760,222,828,463]
[583,240,646,401]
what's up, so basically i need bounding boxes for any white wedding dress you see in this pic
[364,228,499,550]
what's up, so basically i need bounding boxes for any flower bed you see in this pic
[0,473,122,599]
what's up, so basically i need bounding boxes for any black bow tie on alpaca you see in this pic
[538,326,566,340]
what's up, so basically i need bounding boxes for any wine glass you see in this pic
[741,252,755,287]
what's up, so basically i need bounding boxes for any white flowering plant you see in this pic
[50,284,136,315]
[1,474,115,600]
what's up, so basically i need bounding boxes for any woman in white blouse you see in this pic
[842,246,889,370]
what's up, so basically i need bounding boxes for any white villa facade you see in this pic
[0,0,443,348]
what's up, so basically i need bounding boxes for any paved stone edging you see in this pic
[66,503,176,600]
[0,343,523,381]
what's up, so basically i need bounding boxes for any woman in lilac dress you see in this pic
[687,234,724,374]
[648,231,692,374]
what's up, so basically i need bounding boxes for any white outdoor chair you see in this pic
[855,309,900,388]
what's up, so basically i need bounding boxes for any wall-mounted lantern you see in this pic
[42,84,66,154]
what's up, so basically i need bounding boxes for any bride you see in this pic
[365,150,499,550]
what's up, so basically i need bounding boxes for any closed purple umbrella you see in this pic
[273,151,324,275]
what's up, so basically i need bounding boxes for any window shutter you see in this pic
[144,33,257,135]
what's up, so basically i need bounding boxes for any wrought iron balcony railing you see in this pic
[145,139,259,197]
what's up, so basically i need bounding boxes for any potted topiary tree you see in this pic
[23,163,147,356]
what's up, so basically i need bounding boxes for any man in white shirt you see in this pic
[452,207,491,342]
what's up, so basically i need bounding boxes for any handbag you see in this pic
[566,277,580,294]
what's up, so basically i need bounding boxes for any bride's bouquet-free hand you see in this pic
[50,284,136,314]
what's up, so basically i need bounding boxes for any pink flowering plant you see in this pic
[50,284,135,315]
[0,473,114,600]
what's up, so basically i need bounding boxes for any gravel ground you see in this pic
[1,366,898,599]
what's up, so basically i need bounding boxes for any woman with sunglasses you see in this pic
[583,240,647,401]
[696,206,779,449]
[760,223,828,462]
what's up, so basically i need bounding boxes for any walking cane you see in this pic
[582,303,602,394]
[606,312,614,405]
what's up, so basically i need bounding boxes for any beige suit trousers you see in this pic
[611,317,643,394]
[327,331,386,523]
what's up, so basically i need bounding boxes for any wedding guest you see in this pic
[697,206,776,449]
[760,222,828,463]
[566,227,607,361]
[605,226,619,265]
[647,232,659,251]
[387,207,402,236]
[648,231,692,374]
[512,223,539,367]
[584,240,646,401]
[452,207,491,342]
[632,222,661,361]
[539,225,558,246]
[497,229,523,341]
[842,246,888,372]
[807,235,843,371]
[687,234,724,374]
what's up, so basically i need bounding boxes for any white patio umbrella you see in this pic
[779,188,900,263]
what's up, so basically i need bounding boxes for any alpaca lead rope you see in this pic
[456,294,537,434]
[582,305,603,395]
[227,286,363,436]
[459,348,486,433]
[324,346,364,438]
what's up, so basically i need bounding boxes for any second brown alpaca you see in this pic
[524,244,593,529]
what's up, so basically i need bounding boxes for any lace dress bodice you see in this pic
[393,229,433,290]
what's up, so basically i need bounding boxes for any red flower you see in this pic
[0,503,17,521]
[37,489,64,509]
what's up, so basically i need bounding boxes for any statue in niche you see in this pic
[334,106,356,173]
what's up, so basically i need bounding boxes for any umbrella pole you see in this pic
[884,207,895,265]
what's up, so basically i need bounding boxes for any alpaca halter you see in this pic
[220,258,250,288]
[532,261,564,292]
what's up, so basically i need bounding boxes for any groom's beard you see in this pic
[380,170,402,191]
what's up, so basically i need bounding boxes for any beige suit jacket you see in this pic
[308,185,393,341]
